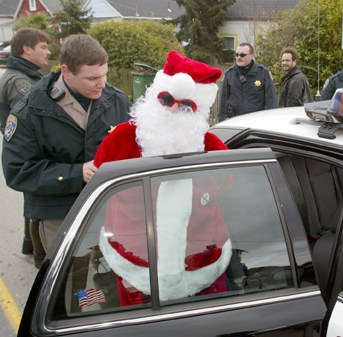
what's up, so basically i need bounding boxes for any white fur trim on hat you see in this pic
[169,73,196,99]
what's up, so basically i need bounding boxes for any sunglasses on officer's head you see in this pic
[157,91,197,112]
[235,53,250,58]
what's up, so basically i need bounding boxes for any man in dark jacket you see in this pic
[279,47,312,107]
[0,28,51,260]
[218,42,278,122]
[2,34,131,260]
[321,70,343,101]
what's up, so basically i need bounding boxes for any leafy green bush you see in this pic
[89,20,183,85]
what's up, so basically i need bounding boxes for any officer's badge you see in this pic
[4,114,17,142]
[255,80,262,87]
[14,79,32,95]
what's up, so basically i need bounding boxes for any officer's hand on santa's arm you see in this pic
[83,160,97,183]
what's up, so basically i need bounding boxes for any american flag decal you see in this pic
[76,288,106,307]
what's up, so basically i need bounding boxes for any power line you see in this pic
[315,0,321,101]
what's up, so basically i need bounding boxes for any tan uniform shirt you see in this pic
[52,75,91,130]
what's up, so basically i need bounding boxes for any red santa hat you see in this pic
[163,50,222,84]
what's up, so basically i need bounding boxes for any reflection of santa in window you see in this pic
[95,50,232,305]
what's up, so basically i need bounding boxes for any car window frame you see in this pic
[30,156,323,335]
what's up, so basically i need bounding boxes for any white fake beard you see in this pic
[131,91,210,157]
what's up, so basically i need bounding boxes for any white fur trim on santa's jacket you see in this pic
[99,179,232,301]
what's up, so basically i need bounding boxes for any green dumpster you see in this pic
[132,63,158,102]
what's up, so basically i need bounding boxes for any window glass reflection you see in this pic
[51,165,293,320]
[151,166,292,304]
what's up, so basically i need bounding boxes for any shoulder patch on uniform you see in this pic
[4,114,18,142]
[14,78,32,95]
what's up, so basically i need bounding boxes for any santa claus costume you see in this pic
[94,50,232,306]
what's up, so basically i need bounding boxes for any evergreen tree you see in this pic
[174,0,235,64]
[13,12,51,31]
[54,0,93,39]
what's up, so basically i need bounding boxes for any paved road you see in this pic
[0,67,38,336]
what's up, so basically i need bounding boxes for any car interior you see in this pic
[213,116,343,307]
[276,153,343,303]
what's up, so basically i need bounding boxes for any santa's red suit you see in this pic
[93,50,232,306]
[94,121,227,165]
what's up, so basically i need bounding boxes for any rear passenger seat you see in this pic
[277,154,343,296]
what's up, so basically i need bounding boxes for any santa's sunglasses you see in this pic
[157,91,197,112]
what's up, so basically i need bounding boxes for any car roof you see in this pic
[0,45,11,53]
[211,106,343,146]
[0,41,10,48]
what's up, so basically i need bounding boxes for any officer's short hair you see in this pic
[281,47,298,62]
[238,42,254,55]
[59,34,109,75]
[11,28,51,57]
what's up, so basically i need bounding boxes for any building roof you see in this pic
[41,0,183,19]
[1,0,299,20]
[0,0,20,16]
[37,0,59,13]
[83,0,122,19]
[0,0,53,17]
[227,0,299,20]
[106,0,184,19]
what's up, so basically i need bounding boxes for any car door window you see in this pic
[50,165,294,321]
[51,181,150,319]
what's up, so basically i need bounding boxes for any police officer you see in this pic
[321,70,343,101]
[218,42,278,122]
[0,28,51,133]
[0,28,51,260]
[2,34,131,262]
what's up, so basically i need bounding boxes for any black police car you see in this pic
[19,91,343,336]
